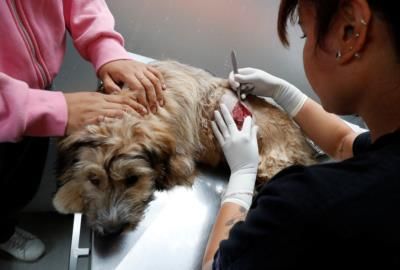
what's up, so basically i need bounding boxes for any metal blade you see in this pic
[231,50,239,74]
[231,50,241,99]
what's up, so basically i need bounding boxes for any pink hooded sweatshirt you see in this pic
[0,0,131,142]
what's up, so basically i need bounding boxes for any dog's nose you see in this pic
[103,223,126,236]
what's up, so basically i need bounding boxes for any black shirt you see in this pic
[213,131,400,269]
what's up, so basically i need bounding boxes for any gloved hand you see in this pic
[211,104,259,210]
[229,68,308,117]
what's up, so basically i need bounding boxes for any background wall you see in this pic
[26,0,362,211]
[107,0,317,99]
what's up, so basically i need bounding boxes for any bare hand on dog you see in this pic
[63,92,144,135]
[98,59,166,114]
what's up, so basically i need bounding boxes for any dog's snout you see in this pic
[102,223,127,236]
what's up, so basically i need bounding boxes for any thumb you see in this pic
[102,75,122,94]
[228,71,240,90]
[234,73,255,84]
[238,67,256,75]
[241,116,253,136]
[251,125,259,142]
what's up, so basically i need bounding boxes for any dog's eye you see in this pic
[125,175,138,187]
[87,173,100,187]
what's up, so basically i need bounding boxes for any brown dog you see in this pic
[53,61,316,235]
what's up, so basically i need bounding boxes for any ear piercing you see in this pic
[351,19,366,58]
[336,50,342,60]
[336,49,361,59]
[336,20,365,60]
[361,18,367,26]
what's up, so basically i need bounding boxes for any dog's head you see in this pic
[53,115,195,235]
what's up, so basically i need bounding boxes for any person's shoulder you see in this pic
[263,162,352,191]
[255,161,370,212]
[253,165,330,215]
[354,130,400,158]
[353,131,371,155]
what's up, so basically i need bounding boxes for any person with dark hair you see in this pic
[202,0,400,269]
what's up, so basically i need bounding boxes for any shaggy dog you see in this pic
[53,61,317,235]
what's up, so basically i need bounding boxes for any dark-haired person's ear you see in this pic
[335,0,371,64]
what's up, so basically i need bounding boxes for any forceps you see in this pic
[230,50,255,100]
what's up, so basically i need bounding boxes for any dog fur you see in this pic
[53,60,316,235]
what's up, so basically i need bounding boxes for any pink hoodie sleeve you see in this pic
[0,73,68,142]
[63,0,131,72]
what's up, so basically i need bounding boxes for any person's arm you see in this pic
[63,0,130,74]
[0,72,67,142]
[293,99,358,160]
[203,104,259,269]
[230,68,359,160]
[202,203,247,270]
[63,0,165,112]
[0,72,147,142]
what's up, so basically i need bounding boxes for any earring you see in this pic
[355,33,360,38]
[361,19,367,26]
[336,50,342,60]
[354,52,361,59]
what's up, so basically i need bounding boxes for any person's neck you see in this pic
[359,81,400,142]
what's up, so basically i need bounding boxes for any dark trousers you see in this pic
[0,137,49,242]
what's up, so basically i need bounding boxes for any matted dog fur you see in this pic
[54,61,316,235]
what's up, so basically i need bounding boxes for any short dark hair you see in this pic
[278,0,400,54]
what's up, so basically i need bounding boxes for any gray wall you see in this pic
[107,0,316,99]
[26,0,360,211]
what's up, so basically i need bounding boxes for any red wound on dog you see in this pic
[232,101,252,130]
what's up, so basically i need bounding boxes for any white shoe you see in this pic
[0,227,45,261]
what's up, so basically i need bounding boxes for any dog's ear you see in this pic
[135,122,196,190]
[53,181,84,213]
[54,127,106,213]
[164,153,196,188]
[146,148,195,190]
[56,127,106,178]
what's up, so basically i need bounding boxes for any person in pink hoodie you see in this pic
[0,0,165,262]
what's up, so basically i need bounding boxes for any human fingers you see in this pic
[137,75,158,113]
[228,71,240,90]
[252,125,259,142]
[234,73,257,84]
[103,88,146,111]
[239,83,255,95]
[103,92,147,115]
[117,93,148,116]
[144,69,164,107]
[219,104,237,133]
[214,110,230,139]
[123,76,149,109]
[147,66,166,90]
[102,74,121,94]
[241,116,253,136]
[85,109,124,126]
[211,121,225,146]
[237,67,257,75]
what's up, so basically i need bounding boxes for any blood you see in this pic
[232,101,252,130]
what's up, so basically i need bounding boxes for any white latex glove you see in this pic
[211,104,259,210]
[229,68,308,117]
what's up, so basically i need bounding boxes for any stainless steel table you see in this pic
[69,167,227,270]
[91,168,227,270]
